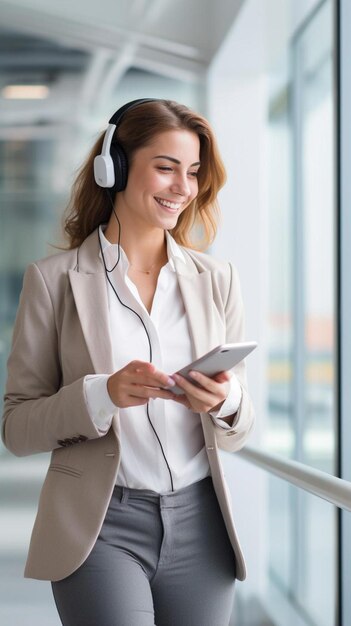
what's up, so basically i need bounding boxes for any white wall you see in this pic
[206,3,269,598]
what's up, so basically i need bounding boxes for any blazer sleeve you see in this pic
[1,263,102,457]
[212,262,255,453]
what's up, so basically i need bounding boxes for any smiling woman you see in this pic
[2,99,255,626]
[64,99,226,250]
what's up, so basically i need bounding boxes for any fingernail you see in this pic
[189,371,198,378]
[167,377,176,387]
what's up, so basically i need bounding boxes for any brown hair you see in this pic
[63,100,226,250]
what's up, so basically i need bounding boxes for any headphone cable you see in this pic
[98,192,174,492]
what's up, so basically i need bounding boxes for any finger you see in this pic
[128,360,156,374]
[126,390,174,406]
[129,385,176,401]
[172,373,215,401]
[212,370,232,383]
[187,370,224,394]
[149,388,178,400]
[131,365,175,390]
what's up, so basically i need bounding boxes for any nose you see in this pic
[170,171,191,197]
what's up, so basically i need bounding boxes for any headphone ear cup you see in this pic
[110,143,128,192]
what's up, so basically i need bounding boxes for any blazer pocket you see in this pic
[48,463,83,478]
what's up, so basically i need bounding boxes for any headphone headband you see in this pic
[108,98,160,127]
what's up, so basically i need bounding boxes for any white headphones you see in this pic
[93,123,118,188]
[93,98,159,191]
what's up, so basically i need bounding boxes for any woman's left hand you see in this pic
[171,370,232,413]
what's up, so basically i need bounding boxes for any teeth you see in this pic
[155,197,182,210]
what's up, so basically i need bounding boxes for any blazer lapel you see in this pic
[174,255,222,360]
[68,230,114,375]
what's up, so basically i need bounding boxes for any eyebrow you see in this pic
[152,155,201,167]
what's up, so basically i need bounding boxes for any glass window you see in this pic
[267,0,336,476]
[295,0,336,475]
[266,2,337,624]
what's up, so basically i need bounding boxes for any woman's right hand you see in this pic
[107,360,176,408]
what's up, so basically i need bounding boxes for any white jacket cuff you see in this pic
[209,373,242,430]
[83,374,117,433]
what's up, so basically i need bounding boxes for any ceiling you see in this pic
[0,0,244,133]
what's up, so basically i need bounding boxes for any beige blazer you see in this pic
[2,228,255,582]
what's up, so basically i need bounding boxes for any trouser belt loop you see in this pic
[120,487,129,504]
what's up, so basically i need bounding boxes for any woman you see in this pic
[2,98,255,626]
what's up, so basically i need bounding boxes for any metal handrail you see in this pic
[237,445,351,512]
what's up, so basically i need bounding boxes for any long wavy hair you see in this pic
[63,100,226,250]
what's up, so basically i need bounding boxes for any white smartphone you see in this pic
[168,341,257,395]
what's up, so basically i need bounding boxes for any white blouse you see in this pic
[83,226,242,493]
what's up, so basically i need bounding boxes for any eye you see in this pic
[188,171,199,178]
[157,166,173,172]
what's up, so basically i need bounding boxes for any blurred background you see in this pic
[1,0,350,624]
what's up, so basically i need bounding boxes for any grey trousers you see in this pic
[51,477,236,626]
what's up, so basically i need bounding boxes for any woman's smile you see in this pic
[154,196,183,212]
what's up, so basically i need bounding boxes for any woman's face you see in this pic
[119,129,200,232]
